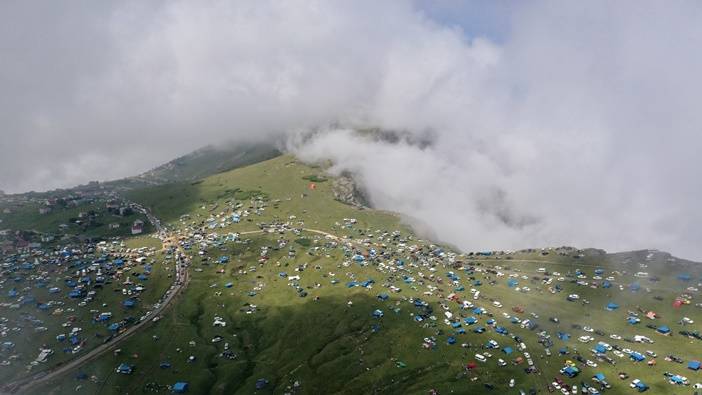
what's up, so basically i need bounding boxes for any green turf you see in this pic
[17,155,702,395]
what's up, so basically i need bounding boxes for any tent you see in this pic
[593,373,606,382]
[465,317,477,325]
[116,363,132,374]
[688,360,701,370]
[562,366,579,378]
[502,346,513,355]
[678,273,691,281]
[595,344,607,353]
[671,375,686,385]
[606,302,619,311]
[627,316,640,325]
[657,325,671,334]
[507,279,518,288]
[123,299,136,308]
[630,352,645,362]
[633,380,648,392]
[173,382,189,393]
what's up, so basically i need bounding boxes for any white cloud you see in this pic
[0,1,700,258]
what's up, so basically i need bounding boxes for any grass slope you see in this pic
[29,155,702,395]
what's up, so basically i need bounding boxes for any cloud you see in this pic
[0,1,700,258]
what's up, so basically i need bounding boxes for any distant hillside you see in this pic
[132,141,281,185]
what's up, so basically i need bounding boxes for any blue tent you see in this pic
[507,279,518,288]
[671,375,685,384]
[495,326,508,335]
[123,299,136,308]
[116,363,132,374]
[372,309,383,318]
[633,381,648,392]
[593,373,606,382]
[657,325,671,334]
[68,290,82,298]
[472,307,483,315]
[255,379,269,390]
[595,344,607,353]
[447,336,456,345]
[630,352,645,362]
[606,302,619,311]
[630,282,641,291]
[557,332,570,341]
[562,366,579,378]
[559,347,569,355]
[473,326,485,334]
[377,293,389,301]
[451,322,462,328]
[688,360,701,370]
[627,316,640,325]
[173,382,189,393]
[108,323,121,331]
[602,280,611,288]
[464,317,477,325]
[678,273,691,281]
[502,346,513,354]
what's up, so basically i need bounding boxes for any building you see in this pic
[131,220,144,235]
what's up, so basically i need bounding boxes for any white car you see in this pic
[610,334,622,340]
[475,354,487,362]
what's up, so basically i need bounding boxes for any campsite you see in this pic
[0,155,697,394]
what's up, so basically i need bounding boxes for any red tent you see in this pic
[673,299,683,308]
[466,362,477,370]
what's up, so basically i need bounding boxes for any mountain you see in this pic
[5,154,695,395]
[1,151,700,394]
[131,141,281,185]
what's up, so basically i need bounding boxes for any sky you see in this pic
[1,1,700,259]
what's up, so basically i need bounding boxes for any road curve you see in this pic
[1,226,353,393]
[1,207,187,394]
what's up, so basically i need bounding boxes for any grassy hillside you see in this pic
[113,141,281,189]
[25,156,702,395]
